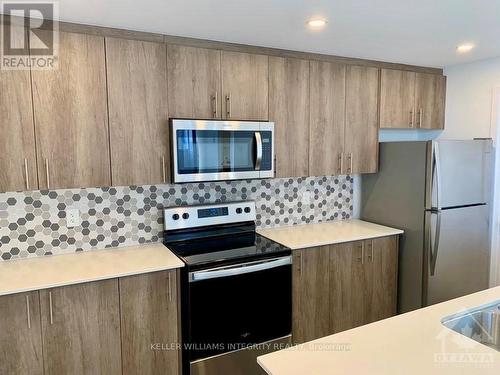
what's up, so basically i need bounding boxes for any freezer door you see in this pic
[425,205,490,306]
[429,140,492,209]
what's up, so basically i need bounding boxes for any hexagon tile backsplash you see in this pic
[0,176,353,261]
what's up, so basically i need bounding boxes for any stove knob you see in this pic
[182,213,190,220]
[172,213,179,220]
[236,207,243,214]
[244,207,251,213]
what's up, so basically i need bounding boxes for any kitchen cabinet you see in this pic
[292,236,399,344]
[119,270,180,375]
[221,51,268,120]
[269,57,310,177]
[0,26,38,193]
[0,292,44,375]
[106,37,169,186]
[309,61,346,176]
[380,69,446,129]
[415,73,446,129]
[31,31,111,189]
[344,65,380,174]
[167,44,222,119]
[292,246,330,344]
[39,280,122,375]
[380,69,416,128]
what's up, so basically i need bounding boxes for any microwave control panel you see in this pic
[261,131,273,171]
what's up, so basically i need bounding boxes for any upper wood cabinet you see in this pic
[119,270,180,375]
[31,31,111,189]
[168,45,221,119]
[309,61,346,176]
[415,73,446,129]
[344,66,380,174]
[0,26,38,193]
[39,280,122,375]
[380,69,446,129]
[380,69,416,128]
[106,37,169,186]
[221,51,269,120]
[0,291,44,375]
[269,57,310,178]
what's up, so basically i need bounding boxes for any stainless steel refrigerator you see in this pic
[361,140,493,313]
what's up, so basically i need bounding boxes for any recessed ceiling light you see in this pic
[456,43,475,53]
[307,18,327,29]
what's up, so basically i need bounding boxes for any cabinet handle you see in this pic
[409,109,414,128]
[44,158,50,189]
[225,93,231,118]
[211,92,218,118]
[24,158,30,190]
[360,243,365,265]
[418,108,423,128]
[49,291,54,324]
[274,156,277,177]
[346,153,353,174]
[367,240,373,262]
[26,295,31,329]
[161,155,166,183]
[168,272,172,302]
[371,240,374,262]
[338,153,343,175]
[300,253,304,277]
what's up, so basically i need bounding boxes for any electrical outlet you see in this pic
[66,208,80,228]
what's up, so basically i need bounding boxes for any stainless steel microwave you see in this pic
[170,119,275,183]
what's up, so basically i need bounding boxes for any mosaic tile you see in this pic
[0,176,353,260]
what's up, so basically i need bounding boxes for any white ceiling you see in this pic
[57,0,500,68]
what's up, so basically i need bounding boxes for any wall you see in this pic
[0,176,353,261]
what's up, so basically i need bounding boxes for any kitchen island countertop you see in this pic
[258,286,500,375]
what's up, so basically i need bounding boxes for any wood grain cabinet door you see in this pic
[329,243,355,334]
[370,236,399,322]
[31,31,111,189]
[167,45,221,119]
[0,26,38,193]
[269,57,309,178]
[0,292,43,375]
[106,37,169,186]
[39,280,122,375]
[221,51,268,120]
[415,73,446,130]
[344,65,380,174]
[119,270,180,375]
[380,69,416,129]
[292,247,330,344]
[350,240,374,328]
[309,61,346,176]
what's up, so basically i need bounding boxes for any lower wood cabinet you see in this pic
[119,270,180,375]
[0,292,44,375]
[292,236,399,344]
[0,272,181,375]
[39,280,122,375]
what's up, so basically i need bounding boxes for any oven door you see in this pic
[171,119,274,183]
[187,256,292,362]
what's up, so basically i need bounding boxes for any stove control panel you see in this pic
[163,201,256,230]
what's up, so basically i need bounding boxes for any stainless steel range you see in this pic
[163,201,292,375]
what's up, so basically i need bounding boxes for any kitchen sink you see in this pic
[441,300,500,352]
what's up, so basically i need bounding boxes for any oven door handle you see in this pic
[189,256,291,282]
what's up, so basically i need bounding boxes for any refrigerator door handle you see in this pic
[429,210,442,276]
[432,142,442,210]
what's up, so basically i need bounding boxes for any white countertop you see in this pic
[257,219,403,250]
[258,286,500,375]
[0,243,184,296]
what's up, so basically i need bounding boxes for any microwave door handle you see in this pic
[255,132,262,171]
[189,256,291,282]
